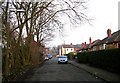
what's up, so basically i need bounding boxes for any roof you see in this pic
[79,40,101,50]
[80,44,89,50]
[107,30,120,43]
[73,44,81,48]
[93,30,120,45]
[62,44,74,48]
[100,30,120,44]
[91,39,101,46]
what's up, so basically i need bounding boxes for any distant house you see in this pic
[58,45,62,56]
[90,39,101,51]
[80,37,93,52]
[73,44,81,52]
[59,29,120,55]
[81,42,89,52]
[78,37,103,52]
[105,29,120,49]
[59,43,74,56]
[79,28,120,52]
[91,29,120,51]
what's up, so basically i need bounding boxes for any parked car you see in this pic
[58,56,68,64]
[44,56,49,60]
[56,55,60,58]
[47,54,52,59]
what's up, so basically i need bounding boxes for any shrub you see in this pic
[67,52,76,60]
[77,52,88,63]
[77,48,120,73]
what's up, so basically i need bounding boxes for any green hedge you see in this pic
[66,52,76,60]
[77,48,120,73]
[77,52,89,63]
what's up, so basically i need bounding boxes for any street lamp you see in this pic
[10,9,25,13]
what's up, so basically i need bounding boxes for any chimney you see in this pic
[70,43,72,45]
[107,29,112,37]
[81,43,84,48]
[84,42,86,46]
[89,37,92,44]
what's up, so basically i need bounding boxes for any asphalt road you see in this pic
[24,57,106,82]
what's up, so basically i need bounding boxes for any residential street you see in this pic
[24,57,106,82]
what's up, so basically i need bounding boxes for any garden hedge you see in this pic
[66,52,76,60]
[77,48,120,73]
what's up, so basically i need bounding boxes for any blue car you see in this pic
[58,56,68,64]
[47,54,52,59]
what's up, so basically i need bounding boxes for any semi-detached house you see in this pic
[81,29,120,52]
[91,29,120,51]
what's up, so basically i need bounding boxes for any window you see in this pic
[118,44,120,48]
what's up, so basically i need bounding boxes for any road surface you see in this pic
[24,57,106,82]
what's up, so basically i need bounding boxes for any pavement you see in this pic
[69,60,120,82]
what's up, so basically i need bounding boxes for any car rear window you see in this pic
[59,56,67,58]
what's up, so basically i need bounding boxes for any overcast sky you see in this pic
[47,0,120,47]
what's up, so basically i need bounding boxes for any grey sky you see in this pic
[47,0,119,47]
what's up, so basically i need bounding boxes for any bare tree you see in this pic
[1,0,90,81]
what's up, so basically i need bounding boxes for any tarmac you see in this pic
[69,60,120,83]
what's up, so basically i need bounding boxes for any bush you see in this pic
[77,48,120,73]
[67,52,76,60]
[77,52,88,63]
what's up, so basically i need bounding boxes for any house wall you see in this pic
[91,43,119,51]
[99,44,105,50]
[59,48,61,56]
[74,48,80,52]
[59,46,65,56]
[61,47,65,55]
[60,47,74,55]
[65,48,74,54]
[92,46,97,51]
[114,42,119,48]
[91,44,105,51]
[106,44,114,49]
[105,43,119,49]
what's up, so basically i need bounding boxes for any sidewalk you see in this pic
[69,60,120,82]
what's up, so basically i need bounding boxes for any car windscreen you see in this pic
[59,57,67,58]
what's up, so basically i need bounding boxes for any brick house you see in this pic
[73,44,81,52]
[91,29,120,51]
[89,39,101,51]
